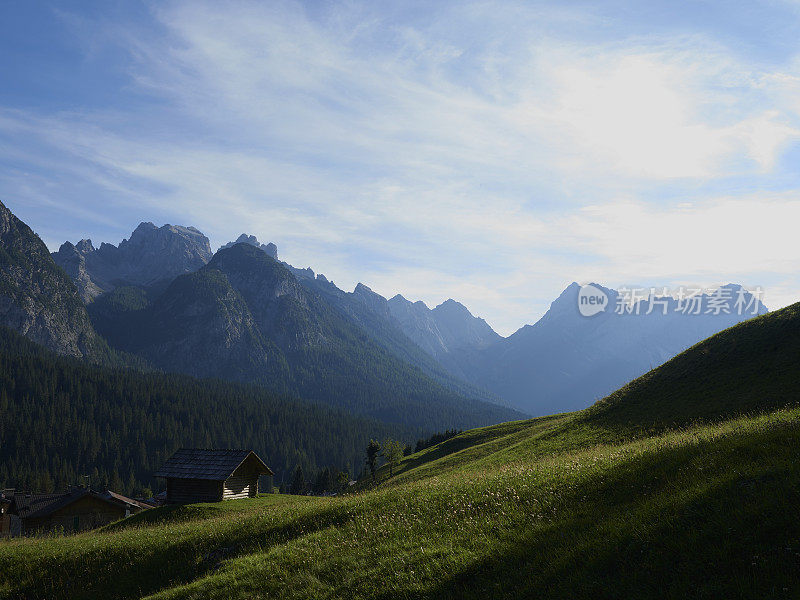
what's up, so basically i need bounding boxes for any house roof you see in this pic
[11,490,75,518]
[154,448,273,480]
[11,489,95,519]
[10,488,150,519]
[101,490,154,510]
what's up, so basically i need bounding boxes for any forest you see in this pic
[0,327,419,495]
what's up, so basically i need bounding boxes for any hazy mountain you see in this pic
[0,200,106,359]
[299,279,500,403]
[220,235,501,403]
[52,222,212,301]
[386,295,501,358]
[93,243,522,429]
[58,223,770,420]
[221,234,501,358]
[444,282,768,416]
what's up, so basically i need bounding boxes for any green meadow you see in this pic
[2,306,800,599]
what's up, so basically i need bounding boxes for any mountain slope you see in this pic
[445,282,768,415]
[387,293,500,357]
[3,299,798,599]
[0,200,107,359]
[95,243,523,429]
[298,279,501,403]
[132,267,290,389]
[373,300,800,489]
[221,234,500,402]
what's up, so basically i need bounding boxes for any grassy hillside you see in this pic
[587,301,800,431]
[2,304,799,599]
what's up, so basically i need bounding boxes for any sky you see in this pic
[2,1,800,335]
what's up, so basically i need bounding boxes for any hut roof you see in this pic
[10,490,85,518]
[154,449,273,480]
[101,490,154,510]
[9,488,136,519]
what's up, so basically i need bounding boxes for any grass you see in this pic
[3,304,800,599]
[2,407,798,599]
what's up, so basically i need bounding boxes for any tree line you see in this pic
[0,327,421,496]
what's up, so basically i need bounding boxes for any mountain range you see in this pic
[0,201,519,431]
[0,200,769,421]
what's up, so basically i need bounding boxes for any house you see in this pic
[6,488,149,536]
[0,489,19,537]
[154,449,273,504]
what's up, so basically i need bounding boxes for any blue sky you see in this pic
[2,0,800,334]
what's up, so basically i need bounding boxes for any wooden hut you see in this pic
[0,490,15,537]
[154,449,273,504]
[6,488,148,536]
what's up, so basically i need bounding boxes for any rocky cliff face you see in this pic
[51,239,104,302]
[97,243,331,383]
[206,244,326,351]
[0,200,105,358]
[52,222,213,300]
[133,266,290,388]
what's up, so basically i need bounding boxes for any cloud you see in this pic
[2,0,800,334]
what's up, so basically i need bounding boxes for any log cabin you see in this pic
[6,488,149,536]
[0,490,15,537]
[154,449,273,504]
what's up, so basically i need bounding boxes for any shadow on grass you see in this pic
[383,420,800,600]
[103,504,223,532]
[3,500,357,600]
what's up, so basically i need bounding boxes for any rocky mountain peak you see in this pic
[432,298,469,316]
[53,222,213,301]
[220,234,278,260]
[75,239,95,253]
[384,292,500,357]
[58,241,76,254]
[354,282,377,296]
[130,221,158,237]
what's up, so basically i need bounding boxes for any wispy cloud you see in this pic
[2,0,800,333]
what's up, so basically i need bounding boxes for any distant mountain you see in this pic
[55,222,770,420]
[444,282,768,416]
[92,243,522,429]
[221,235,501,403]
[52,222,212,301]
[297,279,500,403]
[386,295,501,357]
[220,234,501,357]
[0,200,107,359]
